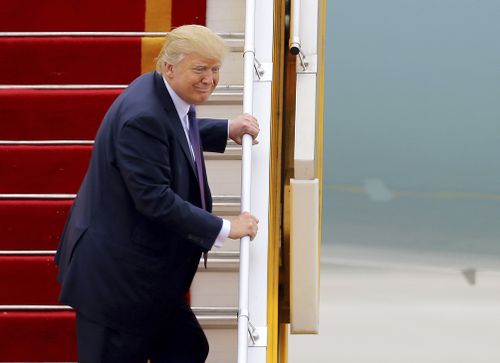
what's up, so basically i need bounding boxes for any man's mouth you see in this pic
[196,90,212,97]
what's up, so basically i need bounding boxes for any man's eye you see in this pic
[193,67,206,73]
[212,67,221,73]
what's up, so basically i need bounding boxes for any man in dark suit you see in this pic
[55,25,259,363]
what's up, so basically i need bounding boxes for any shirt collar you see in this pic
[162,75,190,120]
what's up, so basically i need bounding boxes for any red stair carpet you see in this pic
[0,1,206,361]
[0,199,72,251]
[0,89,119,140]
[0,145,91,194]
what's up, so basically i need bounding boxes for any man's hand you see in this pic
[228,114,259,145]
[228,212,259,240]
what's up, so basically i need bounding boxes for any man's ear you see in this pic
[164,62,174,78]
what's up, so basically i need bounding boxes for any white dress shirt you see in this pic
[163,76,229,248]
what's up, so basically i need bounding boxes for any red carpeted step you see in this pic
[0,199,72,250]
[0,145,91,194]
[0,89,119,140]
[0,255,60,304]
[0,310,76,361]
[0,37,141,85]
[0,0,206,32]
[171,0,207,27]
[0,0,146,32]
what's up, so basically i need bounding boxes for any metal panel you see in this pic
[290,178,319,334]
[294,73,318,179]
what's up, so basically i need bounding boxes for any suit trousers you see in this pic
[76,300,209,363]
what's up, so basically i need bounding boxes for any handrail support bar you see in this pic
[237,0,257,362]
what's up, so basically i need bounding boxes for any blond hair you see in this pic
[155,25,227,72]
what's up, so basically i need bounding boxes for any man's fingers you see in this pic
[228,212,259,240]
[248,216,258,241]
[228,113,260,145]
[249,223,258,241]
[240,114,259,135]
[242,212,258,240]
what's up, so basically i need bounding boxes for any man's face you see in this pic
[164,52,221,105]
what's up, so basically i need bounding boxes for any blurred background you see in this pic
[290,0,500,361]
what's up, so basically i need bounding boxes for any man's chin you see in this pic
[195,93,211,104]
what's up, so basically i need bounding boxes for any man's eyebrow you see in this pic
[192,64,221,69]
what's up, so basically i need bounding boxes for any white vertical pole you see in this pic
[238,0,256,362]
[289,0,301,54]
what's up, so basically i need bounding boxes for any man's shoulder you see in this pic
[123,71,157,96]
[99,71,174,136]
[117,72,163,116]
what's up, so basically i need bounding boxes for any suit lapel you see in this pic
[153,72,198,177]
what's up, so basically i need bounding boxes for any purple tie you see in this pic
[187,105,208,268]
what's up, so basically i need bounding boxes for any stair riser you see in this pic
[0,256,60,305]
[0,145,90,193]
[206,0,245,33]
[0,145,241,194]
[0,2,206,33]
[0,198,240,251]
[0,311,77,361]
[0,255,238,306]
[218,52,244,85]
[0,312,235,362]
[0,1,146,32]
[206,159,241,196]
[0,38,142,85]
[0,90,243,140]
[190,270,239,307]
[0,200,70,250]
[0,89,118,140]
[198,103,243,120]
[0,261,240,315]
[205,328,237,363]
[0,38,243,85]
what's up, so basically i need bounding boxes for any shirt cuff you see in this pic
[214,218,230,248]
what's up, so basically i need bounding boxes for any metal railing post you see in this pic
[289,0,301,55]
[237,0,256,362]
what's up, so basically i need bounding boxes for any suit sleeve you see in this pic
[115,116,222,251]
[198,118,228,153]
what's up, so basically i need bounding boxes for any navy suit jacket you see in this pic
[54,71,228,333]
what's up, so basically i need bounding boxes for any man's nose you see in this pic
[201,71,217,85]
[201,75,213,85]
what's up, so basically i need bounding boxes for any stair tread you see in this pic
[0,309,236,362]
[0,1,152,32]
[0,145,91,193]
[0,253,239,305]
[0,36,243,85]
[0,89,119,140]
[0,145,242,194]
[0,37,144,85]
[0,197,241,250]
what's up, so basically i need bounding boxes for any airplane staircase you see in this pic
[0,0,248,361]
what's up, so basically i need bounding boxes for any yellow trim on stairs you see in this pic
[145,0,172,31]
[142,0,171,74]
[141,37,165,74]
